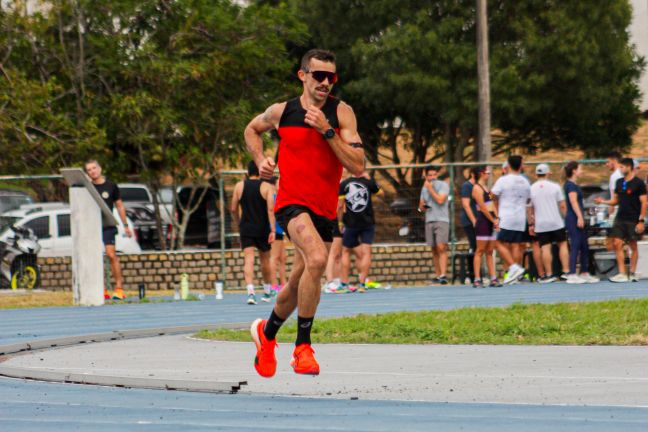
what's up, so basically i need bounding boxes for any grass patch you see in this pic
[0,289,215,309]
[196,298,648,346]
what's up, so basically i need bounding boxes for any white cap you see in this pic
[535,163,550,175]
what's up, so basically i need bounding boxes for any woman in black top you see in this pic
[471,166,501,288]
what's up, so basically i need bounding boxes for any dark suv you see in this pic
[177,186,232,249]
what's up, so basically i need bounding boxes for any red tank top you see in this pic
[275,96,343,219]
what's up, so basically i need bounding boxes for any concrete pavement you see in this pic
[5,334,648,406]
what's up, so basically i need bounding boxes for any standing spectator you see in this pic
[595,158,647,282]
[339,171,382,292]
[419,166,450,285]
[460,168,478,253]
[268,177,286,294]
[230,161,276,304]
[605,151,624,252]
[564,161,600,283]
[528,164,570,283]
[492,155,529,284]
[471,166,501,288]
[607,151,624,200]
[84,160,133,300]
[323,196,344,293]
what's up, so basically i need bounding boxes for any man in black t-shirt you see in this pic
[596,157,647,282]
[338,172,382,292]
[85,160,133,300]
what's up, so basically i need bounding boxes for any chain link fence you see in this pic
[1,158,647,291]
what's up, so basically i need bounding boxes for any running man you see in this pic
[528,164,569,283]
[339,171,382,293]
[244,49,364,377]
[492,155,529,284]
[230,161,276,304]
[595,157,647,282]
[419,166,450,285]
[84,160,133,300]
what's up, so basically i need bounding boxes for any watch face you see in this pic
[324,128,335,139]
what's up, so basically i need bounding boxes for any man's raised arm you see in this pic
[244,102,285,179]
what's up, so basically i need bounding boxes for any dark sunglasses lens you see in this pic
[312,71,337,84]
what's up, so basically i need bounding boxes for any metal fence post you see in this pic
[218,175,226,288]
[448,167,456,281]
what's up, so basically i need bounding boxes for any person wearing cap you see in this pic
[528,164,570,283]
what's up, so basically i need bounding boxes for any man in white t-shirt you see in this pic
[607,151,623,201]
[492,155,530,284]
[528,164,569,283]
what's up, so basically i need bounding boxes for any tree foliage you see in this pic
[299,0,644,193]
[1,0,306,247]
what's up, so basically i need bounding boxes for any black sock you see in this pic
[263,309,286,341]
[296,316,314,346]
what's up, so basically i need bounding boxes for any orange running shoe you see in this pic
[250,318,277,378]
[112,288,126,300]
[104,290,111,300]
[291,343,320,375]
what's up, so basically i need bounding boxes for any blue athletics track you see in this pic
[2,281,648,431]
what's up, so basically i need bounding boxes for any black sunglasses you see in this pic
[305,70,338,84]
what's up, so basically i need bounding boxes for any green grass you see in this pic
[195,298,648,346]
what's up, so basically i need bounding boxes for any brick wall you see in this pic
[38,243,469,291]
[37,239,605,291]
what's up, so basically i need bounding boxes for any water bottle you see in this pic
[180,273,189,300]
[173,285,180,300]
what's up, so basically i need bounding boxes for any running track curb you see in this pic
[0,322,249,393]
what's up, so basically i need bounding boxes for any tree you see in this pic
[1,0,307,249]
[299,0,644,196]
[104,0,307,248]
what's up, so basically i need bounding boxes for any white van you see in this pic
[0,204,141,257]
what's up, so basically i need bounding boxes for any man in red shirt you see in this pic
[244,49,364,377]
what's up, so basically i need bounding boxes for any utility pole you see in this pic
[476,0,492,162]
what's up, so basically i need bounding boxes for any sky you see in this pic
[631,0,648,110]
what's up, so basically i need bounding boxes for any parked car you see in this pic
[123,204,159,250]
[118,183,174,223]
[0,204,141,257]
[118,183,175,249]
[0,189,33,214]
[177,186,232,248]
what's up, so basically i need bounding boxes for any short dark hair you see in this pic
[607,151,622,161]
[301,49,336,71]
[508,155,523,171]
[247,160,259,177]
[564,161,579,178]
[620,157,634,169]
[425,165,441,174]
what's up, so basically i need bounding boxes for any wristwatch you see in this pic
[323,128,335,139]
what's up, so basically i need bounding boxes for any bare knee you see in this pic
[306,250,328,273]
